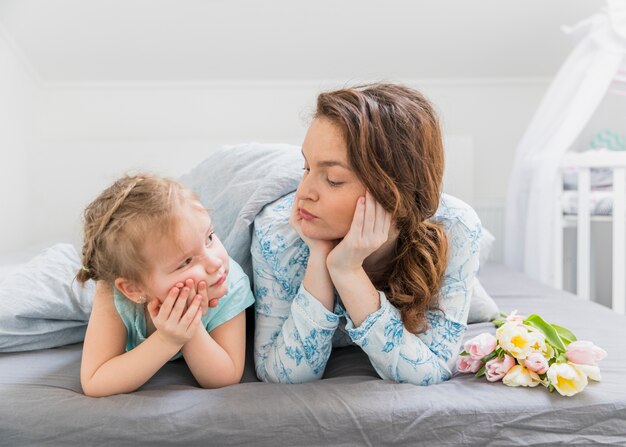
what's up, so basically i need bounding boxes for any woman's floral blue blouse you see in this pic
[251,192,481,385]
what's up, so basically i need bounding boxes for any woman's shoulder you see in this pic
[255,191,295,225]
[433,193,482,234]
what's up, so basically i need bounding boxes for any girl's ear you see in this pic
[114,278,148,304]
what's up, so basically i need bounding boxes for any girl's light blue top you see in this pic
[113,257,254,361]
[251,192,481,385]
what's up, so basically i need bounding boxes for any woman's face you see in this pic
[295,117,366,241]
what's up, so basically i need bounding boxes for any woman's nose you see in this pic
[296,172,317,201]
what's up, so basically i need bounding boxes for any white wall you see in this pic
[0,27,36,252]
[22,79,547,251]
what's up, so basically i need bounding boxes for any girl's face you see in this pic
[140,202,230,303]
[296,117,366,241]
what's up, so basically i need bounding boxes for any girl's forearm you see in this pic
[329,266,380,327]
[82,335,182,397]
[181,329,240,388]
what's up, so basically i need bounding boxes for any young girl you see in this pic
[77,174,254,397]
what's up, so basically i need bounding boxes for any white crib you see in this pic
[554,150,626,314]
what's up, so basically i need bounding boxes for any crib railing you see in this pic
[555,150,626,315]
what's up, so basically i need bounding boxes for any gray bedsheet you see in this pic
[1,264,625,446]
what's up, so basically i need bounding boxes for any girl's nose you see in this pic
[202,252,223,273]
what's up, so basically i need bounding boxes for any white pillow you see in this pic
[0,244,95,352]
[479,227,495,268]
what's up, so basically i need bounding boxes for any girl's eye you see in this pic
[302,166,310,174]
[178,258,192,270]
[206,232,215,246]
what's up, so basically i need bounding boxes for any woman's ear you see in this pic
[114,278,147,304]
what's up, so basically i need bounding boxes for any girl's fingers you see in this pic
[182,295,202,326]
[198,281,209,314]
[185,279,196,306]
[146,298,159,319]
[170,287,190,320]
[185,307,203,337]
[159,286,180,319]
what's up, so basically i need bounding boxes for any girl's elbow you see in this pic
[81,380,110,398]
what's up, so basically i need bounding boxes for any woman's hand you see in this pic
[327,191,392,273]
[289,199,335,255]
[147,285,203,348]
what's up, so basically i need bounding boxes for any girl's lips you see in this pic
[212,272,227,287]
[298,208,318,221]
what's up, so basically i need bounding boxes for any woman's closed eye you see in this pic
[327,177,344,187]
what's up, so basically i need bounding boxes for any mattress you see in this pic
[1,263,625,446]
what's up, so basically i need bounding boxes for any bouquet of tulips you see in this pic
[456,311,607,396]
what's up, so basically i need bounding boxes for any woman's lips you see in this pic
[298,208,318,221]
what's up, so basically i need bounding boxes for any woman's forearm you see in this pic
[302,249,335,311]
[329,266,380,327]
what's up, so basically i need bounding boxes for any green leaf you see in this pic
[523,314,566,352]
[481,351,498,363]
[492,318,506,328]
[475,365,486,378]
[460,350,468,356]
[552,324,577,346]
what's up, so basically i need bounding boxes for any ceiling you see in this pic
[0,0,607,82]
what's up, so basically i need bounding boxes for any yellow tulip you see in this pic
[547,362,588,397]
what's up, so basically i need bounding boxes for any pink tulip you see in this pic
[506,310,525,324]
[464,333,497,360]
[525,352,549,374]
[566,341,607,366]
[485,354,516,382]
[457,355,483,373]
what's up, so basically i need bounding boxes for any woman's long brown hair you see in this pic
[316,83,448,334]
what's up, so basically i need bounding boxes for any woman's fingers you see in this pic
[349,196,366,239]
[363,191,376,236]
[382,208,392,237]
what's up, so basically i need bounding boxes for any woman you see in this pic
[251,83,482,385]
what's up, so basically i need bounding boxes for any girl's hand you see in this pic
[290,198,335,256]
[174,279,220,315]
[147,285,203,347]
[327,191,392,273]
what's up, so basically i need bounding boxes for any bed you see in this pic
[1,261,625,446]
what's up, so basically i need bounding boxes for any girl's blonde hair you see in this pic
[76,174,199,287]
